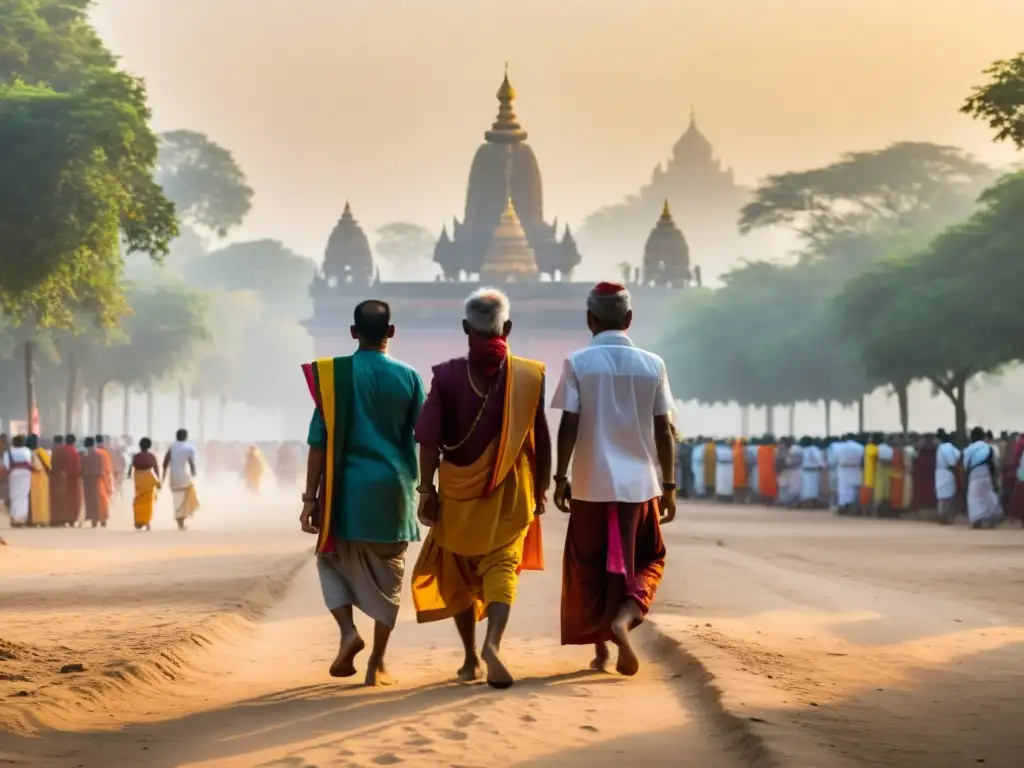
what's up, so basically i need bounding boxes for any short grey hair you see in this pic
[464,288,511,335]
[586,286,631,325]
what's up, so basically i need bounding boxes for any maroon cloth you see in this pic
[592,282,627,295]
[561,499,666,646]
[1008,438,1024,521]
[81,450,105,523]
[132,451,159,472]
[913,444,937,509]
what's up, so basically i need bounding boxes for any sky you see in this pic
[91,0,1023,265]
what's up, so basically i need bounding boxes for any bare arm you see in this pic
[418,442,440,490]
[555,412,579,479]
[533,376,552,499]
[653,414,676,486]
[161,450,170,481]
[304,447,325,500]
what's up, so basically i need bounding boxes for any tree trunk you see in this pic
[198,396,206,444]
[895,383,909,437]
[95,383,107,435]
[123,384,131,437]
[765,405,775,436]
[178,381,187,429]
[857,396,865,434]
[24,339,37,434]
[954,385,967,443]
[65,352,80,434]
[740,405,749,438]
[788,404,796,437]
[146,382,155,438]
[933,373,969,444]
[824,400,832,437]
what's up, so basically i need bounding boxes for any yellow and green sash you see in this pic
[303,356,355,553]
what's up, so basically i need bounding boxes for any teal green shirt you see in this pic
[307,350,425,543]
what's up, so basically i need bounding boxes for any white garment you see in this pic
[551,330,675,503]
[3,446,33,524]
[746,446,758,490]
[691,446,705,496]
[801,445,824,501]
[835,440,865,507]
[877,444,894,463]
[714,444,733,496]
[168,441,197,490]
[935,442,960,500]
[779,445,802,503]
[962,441,1002,524]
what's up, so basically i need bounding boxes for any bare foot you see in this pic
[611,607,641,677]
[456,656,481,682]
[329,634,365,678]
[482,643,514,689]
[590,641,610,671]
[364,655,396,687]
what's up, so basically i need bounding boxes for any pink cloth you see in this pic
[605,504,644,601]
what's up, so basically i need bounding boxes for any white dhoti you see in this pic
[837,466,862,507]
[966,471,1002,526]
[801,470,821,502]
[715,461,734,497]
[7,469,31,524]
[172,484,200,521]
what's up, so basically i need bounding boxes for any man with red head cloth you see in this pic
[411,287,551,689]
[551,282,674,677]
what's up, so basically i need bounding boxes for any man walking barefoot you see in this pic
[300,300,425,686]
[552,282,675,676]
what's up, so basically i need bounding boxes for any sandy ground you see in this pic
[655,501,1024,768]
[5,489,1024,767]
[0,488,743,768]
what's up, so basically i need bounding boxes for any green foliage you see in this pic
[157,130,254,237]
[739,142,994,250]
[962,53,1024,150]
[183,239,317,320]
[0,74,177,328]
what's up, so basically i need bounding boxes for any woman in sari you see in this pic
[244,445,264,493]
[129,438,161,531]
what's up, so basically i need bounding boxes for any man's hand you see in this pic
[659,487,677,524]
[534,492,547,516]
[300,501,319,534]
[417,486,438,527]
[553,478,571,513]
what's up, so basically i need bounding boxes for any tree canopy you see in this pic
[962,52,1024,150]
[156,130,254,237]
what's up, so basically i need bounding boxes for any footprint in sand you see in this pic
[580,725,599,733]
[453,712,479,727]
[404,736,433,747]
[439,729,469,741]
[371,754,403,765]
[521,714,537,723]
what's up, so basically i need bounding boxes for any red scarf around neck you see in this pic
[468,334,508,377]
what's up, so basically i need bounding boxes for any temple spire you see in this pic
[661,199,672,220]
[485,66,527,143]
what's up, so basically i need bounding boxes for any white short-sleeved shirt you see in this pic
[550,330,675,503]
[168,441,197,490]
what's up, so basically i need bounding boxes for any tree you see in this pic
[374,222,435,267]
[182,239,317,320]
[739,142,994,253]
[0,72,177,432]
[156,130,254,238]
[962,53,1024,150]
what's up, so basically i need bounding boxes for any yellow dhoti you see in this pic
[412,355,545,623]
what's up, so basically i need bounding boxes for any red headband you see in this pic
[592,281,627,296]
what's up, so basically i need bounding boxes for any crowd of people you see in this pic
[676,429,1024,529]
[0,432,308,537]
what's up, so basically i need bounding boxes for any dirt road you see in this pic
[0,493,744,768]
[4,493,1024,766]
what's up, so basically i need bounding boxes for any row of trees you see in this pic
[662,52,1024,439]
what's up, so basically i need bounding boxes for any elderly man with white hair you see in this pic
[551,281,674,678]
[411,287,551,689]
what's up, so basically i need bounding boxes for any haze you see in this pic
[91,0,1022,266]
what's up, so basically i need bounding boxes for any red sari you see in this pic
[913,444,937,509]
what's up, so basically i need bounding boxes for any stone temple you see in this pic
[305,71,694,381]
